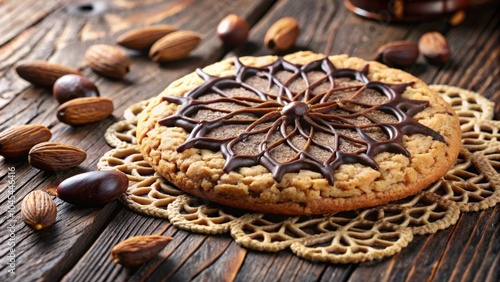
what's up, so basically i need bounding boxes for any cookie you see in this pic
[137,51,461,215]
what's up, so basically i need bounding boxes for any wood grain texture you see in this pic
[0,0,498,281]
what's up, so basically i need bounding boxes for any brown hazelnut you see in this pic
[419,32,451,64]
[217,14,249,46]
[53,74,99,104]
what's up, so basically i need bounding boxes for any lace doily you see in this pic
[98,85,499,263]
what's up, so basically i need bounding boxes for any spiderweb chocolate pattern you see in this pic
[159,57,443,184]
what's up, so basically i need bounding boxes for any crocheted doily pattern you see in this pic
[98,85,499,263]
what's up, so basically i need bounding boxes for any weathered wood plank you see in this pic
[144,232,209,281]
[165,235,232,281]
[432,207,500,282]
[1,0,498,281]
[193,241,248,282]
[234,251,283,281]
[61,210,176,282]
[0,0,64,46]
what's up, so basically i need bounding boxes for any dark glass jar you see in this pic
[344,0,471,22]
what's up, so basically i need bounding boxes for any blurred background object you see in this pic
[344,0,493,22]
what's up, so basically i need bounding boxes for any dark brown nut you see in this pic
[56,97,114,126]
[53,74,99,104]
[111,235,173,267]
[15,61,81,87]
[21,190,57,231]
[375,41,419,67]
[0,124,52,158]
[29,142,87,171]
[85,44,130,79]
[419,32,451,63]
[264,17,300,51]
[217,14,250,46]
[57,170,128,206]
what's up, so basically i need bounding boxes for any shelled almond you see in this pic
[85,44,130,79]
[56,97,114,126]
[0,125,52,158]
[15,61,81,87]
[21,190,57,231]
[111,235,173,267]
[149,30,202,62]
[117,25,177,50]
[29,142,87,171]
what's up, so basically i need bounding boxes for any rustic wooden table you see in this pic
[1,0,498,281]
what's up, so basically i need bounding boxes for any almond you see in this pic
[57,97,114,126]
[264,17,300,51]
[419,32,451,64]
[29,142,87,171]
[116,25,177,50]
[149,30,202,62]
[21,190,57,231]
[15,61,81,87]
[0,124,52,158]
[85,44,130,79]
[111,235,173,267]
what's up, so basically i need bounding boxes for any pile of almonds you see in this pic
[4,20,209,269]
[15,62,113,126]
[375,31,451,68]
[116,25,202,62]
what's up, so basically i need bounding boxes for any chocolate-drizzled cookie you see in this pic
[137,51,461,215]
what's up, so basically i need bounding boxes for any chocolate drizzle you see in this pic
[159,57,444,184]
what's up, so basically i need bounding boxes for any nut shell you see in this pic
[264,17,300,51]
[85,44,130,79]
[29,142,87,171]
[56,97,114,126]
[15,61,81,87]
[116,25,177,50]
[111,235,173,267]
[0,124,52,158]
[57,170,129,206]
[21,190,57,231]
[149,30,202,62]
